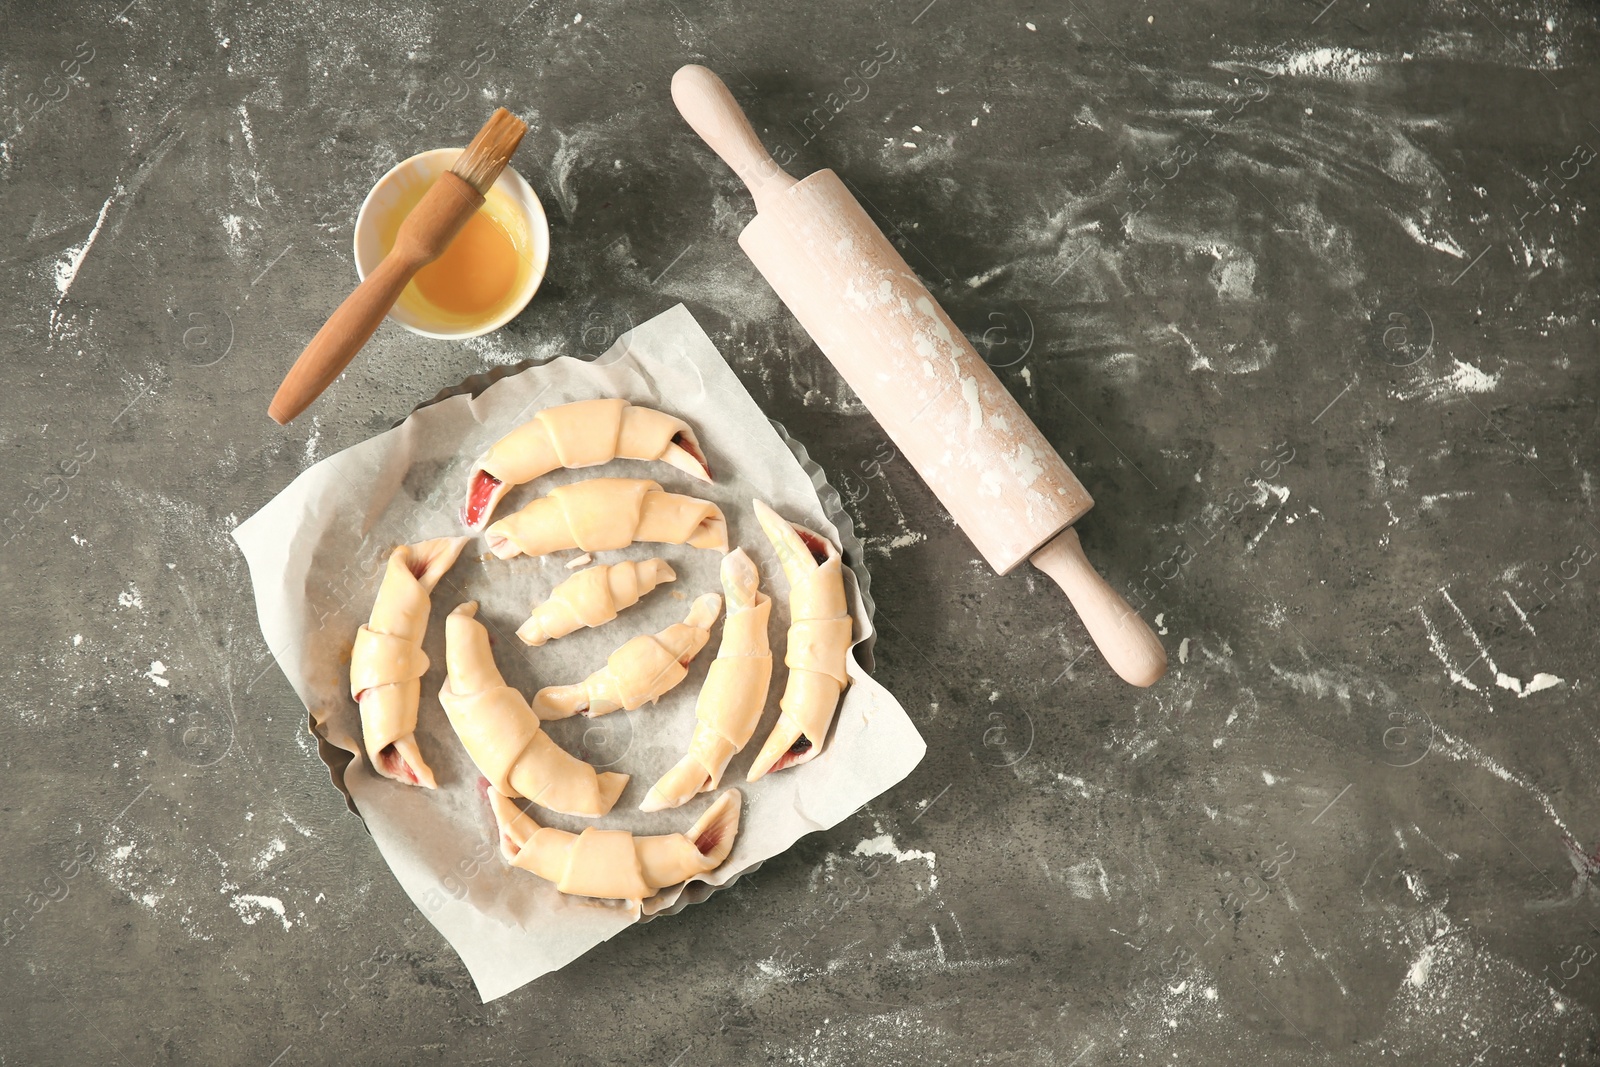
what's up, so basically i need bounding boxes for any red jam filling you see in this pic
[378,743,419,785]
[771,734,813,773]
[462,470,502,527]
[796,529,830,564]
[694,823,726,856]
[673,432,712,480]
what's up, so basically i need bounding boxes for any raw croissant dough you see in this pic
[462,398,711,529]
[489,786,741,905]
[486,478,728,559]
[439,602,627,816]
[642,550,772,811]
[350,536,470,788]
[747,500,853,781]
[517,559,676,646]
[533,593,722,719]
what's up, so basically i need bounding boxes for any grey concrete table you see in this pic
[4,1,1598,1063]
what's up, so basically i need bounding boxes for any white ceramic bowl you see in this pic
[353,147,549,340]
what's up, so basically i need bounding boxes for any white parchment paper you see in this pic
[233,304,926,1001]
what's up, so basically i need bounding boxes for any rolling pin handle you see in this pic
[671,65,797,214]
[1031,528,1168,688]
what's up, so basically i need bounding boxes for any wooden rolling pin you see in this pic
[672,65,1166,687]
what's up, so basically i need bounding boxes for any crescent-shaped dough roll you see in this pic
[516,559,677,646]
[462,399,712,529]
[485,478,729,560]
[350,536,470,789]
[641,550,772,811]
[488,786,741,904]
[532,593,722,720]
[439,602,627,816]
[746,501,853,781]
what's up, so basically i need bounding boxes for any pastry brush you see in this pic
[268,108,529,425]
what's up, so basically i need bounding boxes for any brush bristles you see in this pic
[451,108,529,195]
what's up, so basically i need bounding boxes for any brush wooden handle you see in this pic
[269,173,484,425]
[671,65,796,214]
[1031,528,1167,688]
